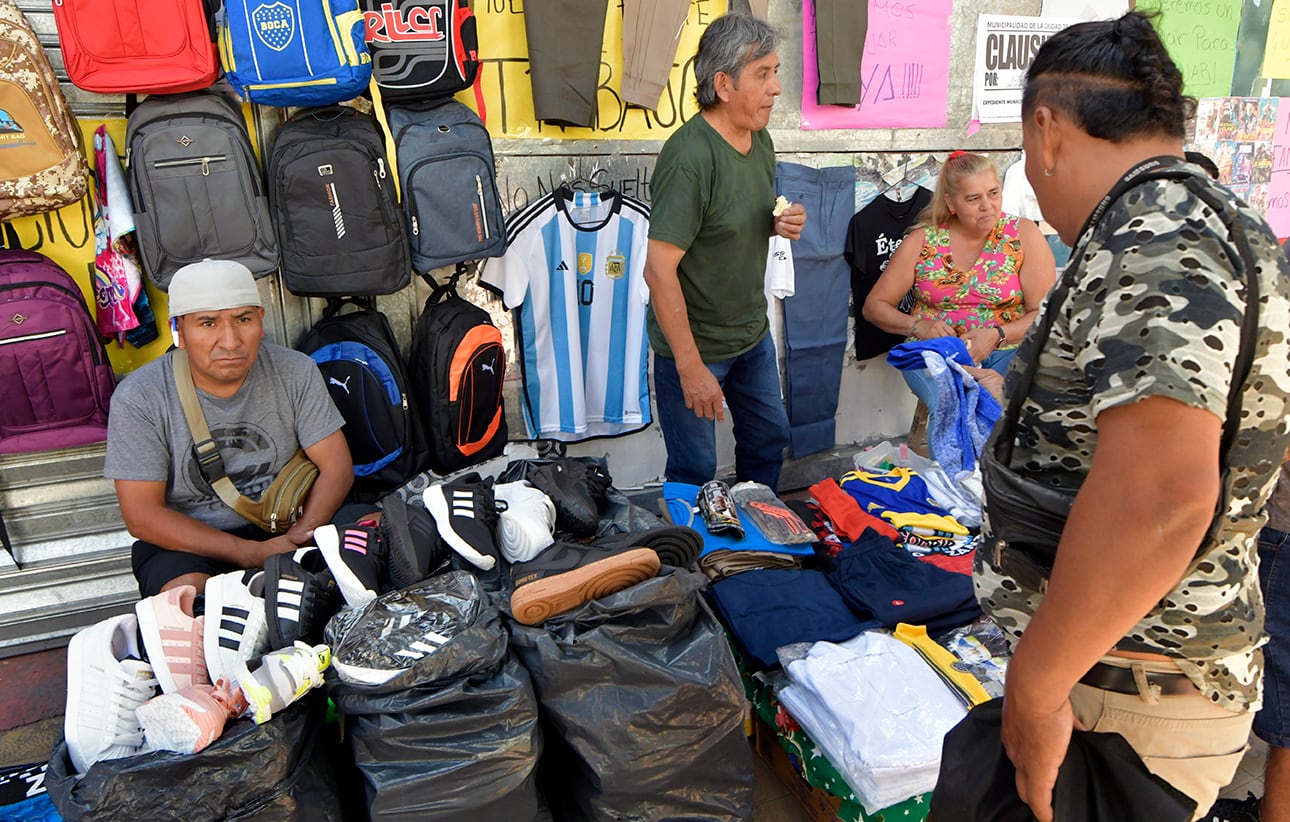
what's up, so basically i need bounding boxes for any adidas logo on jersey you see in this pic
[556,261,569,271]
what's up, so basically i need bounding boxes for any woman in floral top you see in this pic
[863,151,1056,413]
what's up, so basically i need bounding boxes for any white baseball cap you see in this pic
[167,259,262,318]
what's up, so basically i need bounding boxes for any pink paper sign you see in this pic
[800,0,953,130]
[1267,98,1290,239]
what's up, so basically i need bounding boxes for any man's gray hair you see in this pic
[694,14,782,110]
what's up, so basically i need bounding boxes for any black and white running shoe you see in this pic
[202,569,269,687]
[264,547,341,650]
[422,473,503,588]
[315,523,385,608]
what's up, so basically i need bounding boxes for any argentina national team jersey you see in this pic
[482,186,651,440]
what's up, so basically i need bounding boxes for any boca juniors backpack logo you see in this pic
[252,2,297,51]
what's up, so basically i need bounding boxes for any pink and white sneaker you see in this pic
[136,585,210,694]
[64,613,159,774]
[136,678,248,755]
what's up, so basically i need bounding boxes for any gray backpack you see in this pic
[126,90,279,291]
[387,99,506,273]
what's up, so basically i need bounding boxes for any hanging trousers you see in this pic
[776,162,855,458]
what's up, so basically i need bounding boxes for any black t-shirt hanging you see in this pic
[844,186,933,360]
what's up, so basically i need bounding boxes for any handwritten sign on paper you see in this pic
[1264,0,1290,79]
[799,0,952,130]
[1138,0,1241,98]
[1265,98,1290,239]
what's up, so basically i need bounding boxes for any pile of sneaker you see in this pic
[64,573,332,774]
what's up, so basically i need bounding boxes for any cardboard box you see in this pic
[752,717,844,822]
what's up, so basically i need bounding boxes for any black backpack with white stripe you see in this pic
[268,106,410,297]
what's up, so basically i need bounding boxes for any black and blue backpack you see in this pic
[298,299,428,501]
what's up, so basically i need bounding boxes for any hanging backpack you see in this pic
[0,250,116,455]
[268,106,409,297]
[298,299,429,501]
[50,0,219,95]
[362,0,480,104]
[0,4,89,222]
[387,99,506,273]
[126,90,279,291]
[408,266,507,475]
[218,0,372,107]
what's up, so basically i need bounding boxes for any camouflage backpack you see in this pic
[0,3,89,222]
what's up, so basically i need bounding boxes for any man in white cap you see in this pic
[105,260,353,597]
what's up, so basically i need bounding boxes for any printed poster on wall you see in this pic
[970,16,1081,124]
[1190,96,1278,213]
[463,0,723,140]
[799,0,952,130]
[1137,0,1241,99]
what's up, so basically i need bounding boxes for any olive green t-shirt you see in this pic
[646,114,775,361]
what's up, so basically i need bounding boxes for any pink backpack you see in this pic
[0,250,116,454]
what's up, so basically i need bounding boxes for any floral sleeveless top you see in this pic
[910,215,1025,347]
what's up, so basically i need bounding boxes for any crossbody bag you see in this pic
[172,350,320,533]
[982,156,1261,574]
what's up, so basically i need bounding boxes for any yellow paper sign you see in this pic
[466,0,727,139]
[1265,0,1290,79]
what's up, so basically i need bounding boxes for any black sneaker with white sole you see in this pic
[314,523,385,609]
[264,546,341,649]
[509,540,661,626]
[379,491,450,589]
[527,460,611,538]
[422,473,503,590]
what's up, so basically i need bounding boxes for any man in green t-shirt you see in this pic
[644,13,806,489]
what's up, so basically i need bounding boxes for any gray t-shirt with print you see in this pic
[105,343,345,532]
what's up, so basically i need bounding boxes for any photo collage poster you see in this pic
[1191,96,1278,212]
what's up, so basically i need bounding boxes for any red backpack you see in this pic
[362,0,480,104]
[51,0,219,94]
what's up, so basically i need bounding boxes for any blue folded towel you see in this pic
[886,337,975,371]
[887,339,1001,477]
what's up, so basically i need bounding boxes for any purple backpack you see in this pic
[0,250,116,454]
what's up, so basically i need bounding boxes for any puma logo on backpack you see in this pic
[409,267,507,474]
[0,4,89,222]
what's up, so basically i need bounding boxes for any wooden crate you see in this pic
[752,717,844,822]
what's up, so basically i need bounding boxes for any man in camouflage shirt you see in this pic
[975,14,1290,821]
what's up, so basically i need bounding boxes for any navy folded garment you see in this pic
[828,527,981,631]
[708,568,877,669]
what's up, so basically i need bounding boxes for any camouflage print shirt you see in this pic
[975,167,1290,712]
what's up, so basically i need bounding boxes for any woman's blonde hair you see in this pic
[915,152,998,229]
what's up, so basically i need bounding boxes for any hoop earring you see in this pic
[1043,168,1054,177]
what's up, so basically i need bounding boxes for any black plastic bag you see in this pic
[328,573,543,821]
[46,693,340,822]
[506,568,753,822]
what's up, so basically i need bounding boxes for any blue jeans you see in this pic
[1255,526,1290,747]
[653,334,790,489]
[776,162,856,458]
[902,347,1017,411]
